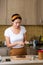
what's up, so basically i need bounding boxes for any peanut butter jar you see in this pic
[38,50,43,60]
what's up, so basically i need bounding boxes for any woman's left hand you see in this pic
[25,41,29,44]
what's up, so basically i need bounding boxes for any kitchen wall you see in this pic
[0,25,43,41]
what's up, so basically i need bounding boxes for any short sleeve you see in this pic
[4,29,10,37]
[21,26,26,34]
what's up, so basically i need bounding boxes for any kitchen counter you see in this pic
[0,55,43,65]
[0,47,8,56]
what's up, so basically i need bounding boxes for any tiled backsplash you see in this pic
[0,25,43,41]
[25,25,43,41]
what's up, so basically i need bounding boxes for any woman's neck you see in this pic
[11,26,21,34]
[12,26,20,30]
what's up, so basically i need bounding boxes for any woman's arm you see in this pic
[23,32,27,42]
[23,32,28,44]
[5,36,25,48]
[5,36,18,48]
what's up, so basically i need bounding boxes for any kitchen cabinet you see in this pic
[37,0,43,25]
[0,47,8,56]
[6,0,38,25]
[0,0,43,25]
[24,0,38,25]
[0,0,6,25]
[6,0,25,25]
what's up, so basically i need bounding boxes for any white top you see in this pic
[4,26,26,48]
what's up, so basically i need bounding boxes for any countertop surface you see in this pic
[0,55,43,65]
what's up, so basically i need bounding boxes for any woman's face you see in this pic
[12,19,21,29]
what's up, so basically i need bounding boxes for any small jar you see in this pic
[0,56,2,62]
[38,50,43,60]
[31,56,35,60]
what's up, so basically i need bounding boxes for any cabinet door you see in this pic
[41,0,43,24]
[7,0,25,25]
[25,0,38,25]
[37,0,43,25]
[0,0,6,25]
[0,47,8,56]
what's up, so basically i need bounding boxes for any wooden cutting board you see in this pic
[10,55,31,60]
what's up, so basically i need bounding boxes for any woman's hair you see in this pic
[11,14,22,22]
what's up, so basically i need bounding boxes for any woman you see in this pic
[4,14,27,56]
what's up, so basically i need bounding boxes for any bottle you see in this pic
[39,35,41,42]
[0,56,2,62]
[33,40,36,49]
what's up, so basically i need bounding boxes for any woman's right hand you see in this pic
[17,41,25,46]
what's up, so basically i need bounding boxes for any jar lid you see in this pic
[38,50,43,52]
